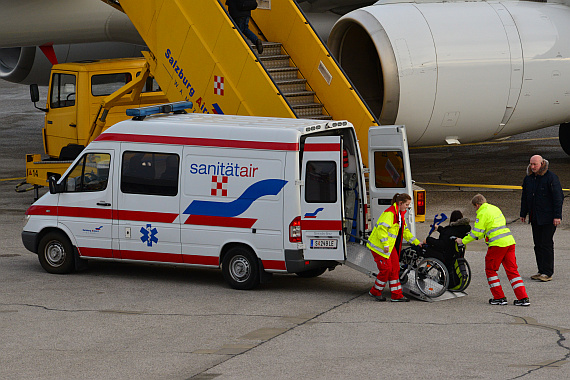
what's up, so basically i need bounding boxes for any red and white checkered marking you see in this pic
[214,75,224,96]
[211,175,228,196]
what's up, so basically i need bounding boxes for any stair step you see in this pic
[267,67,299,81]
[260,55,291,69]
[257,42,282,56]
[303,114,333,120]
[283,91,316,105]
[291,103,324,117]
[275,79,307,93]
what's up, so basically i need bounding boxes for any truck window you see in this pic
[121,151,179,196]
[64,153,110,192]
[305,161,337,203]
[50,73,76,108]
[373,151,406,188]
[91,73,133,96]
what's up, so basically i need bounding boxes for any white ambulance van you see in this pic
[22,102,414,289]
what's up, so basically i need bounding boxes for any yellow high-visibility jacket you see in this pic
[367,203,420,258]
[462,203,515,247]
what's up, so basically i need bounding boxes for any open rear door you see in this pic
[368,126,415,235]
[301,136,344,261]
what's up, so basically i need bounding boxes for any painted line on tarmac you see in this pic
[410,136,558,150]
[1,177,25,182]
[417,182,570,192]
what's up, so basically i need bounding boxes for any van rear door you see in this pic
[368,126,415,234]
[300,136,344,260]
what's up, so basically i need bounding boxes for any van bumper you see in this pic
[21,231,38,254]
[284,249,337,273]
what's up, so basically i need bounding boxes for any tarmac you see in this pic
[0,80,569,379]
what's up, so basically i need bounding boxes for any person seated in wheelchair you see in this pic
[422,210,471,289]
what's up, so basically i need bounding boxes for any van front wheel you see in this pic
[38,231,75,274]
[222,247,260,290]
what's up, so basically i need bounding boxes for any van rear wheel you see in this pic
[38,231,75,274]
[222,247,260,290]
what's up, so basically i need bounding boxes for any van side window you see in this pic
[121,151,179,196]
[65,153,110,192]
[373,151,406,188]
[50,73,76,108]
[91,73,133,96]
[305,161,337,203]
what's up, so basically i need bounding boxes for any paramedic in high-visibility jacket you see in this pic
[456,194,530,306]
[367,193,421,302]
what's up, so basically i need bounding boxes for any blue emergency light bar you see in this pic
[126,101,193,118]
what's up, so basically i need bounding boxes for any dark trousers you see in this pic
[236,16,259,44]
[531,223,556,276]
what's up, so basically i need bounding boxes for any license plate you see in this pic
[310,239,338,249]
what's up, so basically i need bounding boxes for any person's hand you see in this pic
[383,247,389,253]
[554,218,561,226]
[422,239,427,245]
[455,237,462,245]
[418,242,423,247]
[520,217,526,223]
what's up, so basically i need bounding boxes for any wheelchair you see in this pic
[400,238,471,298]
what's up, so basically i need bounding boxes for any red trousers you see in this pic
[485,245,528,300]
[370,250,404,300]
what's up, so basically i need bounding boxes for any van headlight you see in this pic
[23,214,31,227]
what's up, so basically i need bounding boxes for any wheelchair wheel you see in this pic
[450,258,472,292]
[415,257,449,298]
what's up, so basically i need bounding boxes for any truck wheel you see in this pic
[222,247,260,290]
[38,231,75,274]
[296,267,327,278]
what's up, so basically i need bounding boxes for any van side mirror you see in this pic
[30,84,48,112]
[48,175,63,194]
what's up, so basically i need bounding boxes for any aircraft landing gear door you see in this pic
[368,126,414,232]
[301,136,344,261]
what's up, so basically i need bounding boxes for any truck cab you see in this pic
[24,58,168,191]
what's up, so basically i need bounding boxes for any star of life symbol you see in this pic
[140,224,158,247]
[214,75,224,96]
[211,175,228,196]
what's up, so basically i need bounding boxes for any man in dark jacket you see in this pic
[520,155,564,282]
[226,0,263,54]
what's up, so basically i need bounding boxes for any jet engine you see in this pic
[328,1,570,147]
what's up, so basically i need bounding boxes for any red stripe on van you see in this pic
[262,259,287,271]
[117,210,178,223]
[120,250,184,263]
[77,246,113,258]
[26,205,56,216]
[182,254,219,266]
[184,215,256,228]
[301,220,342,231]
[303,142,341,152]
[58,206,113,219]
[96,133,299,151]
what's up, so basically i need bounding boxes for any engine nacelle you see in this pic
[328,1,570,145]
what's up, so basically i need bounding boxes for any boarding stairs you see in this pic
[257,42,331,120]
[103,0,377,161]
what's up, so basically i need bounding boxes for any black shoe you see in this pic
[255,39,263,54]
[391,297,410,302]
[513,298,530,306]
[368,291,386,302]
[489,297,507,305]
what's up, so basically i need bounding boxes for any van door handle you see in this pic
[97,201,111,207]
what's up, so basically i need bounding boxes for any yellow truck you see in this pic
[19,57,168,197]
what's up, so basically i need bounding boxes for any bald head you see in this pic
[529,155,544,174]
